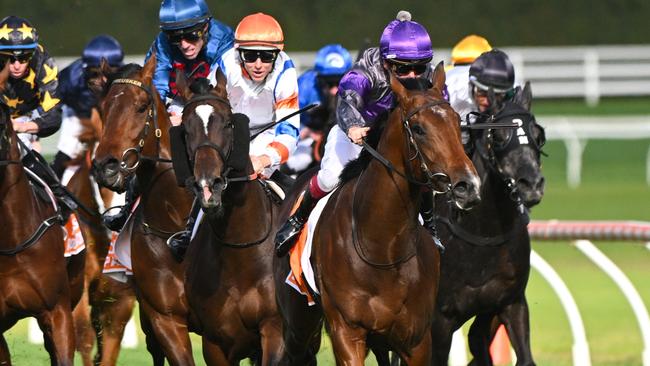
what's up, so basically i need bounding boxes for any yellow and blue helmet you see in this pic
[0,16,38,51]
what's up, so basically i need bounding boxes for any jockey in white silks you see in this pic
[166,12,300,260]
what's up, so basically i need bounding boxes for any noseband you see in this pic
[110,78,171,172]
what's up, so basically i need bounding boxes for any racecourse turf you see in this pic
[3,123,650,364]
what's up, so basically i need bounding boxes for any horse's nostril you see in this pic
[453,182,469,197]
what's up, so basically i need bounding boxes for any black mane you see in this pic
[338,110,390,185]
[189,77,212,95]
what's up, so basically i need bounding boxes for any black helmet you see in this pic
[469,49,514,93]
[0,16,38,52]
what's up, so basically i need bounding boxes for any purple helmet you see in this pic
[380,11,432,61]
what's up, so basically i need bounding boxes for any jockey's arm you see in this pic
[336,70,371,144]
[22,50,63,138]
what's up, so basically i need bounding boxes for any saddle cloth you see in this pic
[61,165,84,257]
[285,189,335,306]
[102,196,138,283]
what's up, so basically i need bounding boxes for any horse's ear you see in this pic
[430,61,446,95]
[389,70,409,105]
[175,67,192,102]
[142,53,156,86]
[213,68,227,99]
[518,81,533,111]
[0,61,9,93]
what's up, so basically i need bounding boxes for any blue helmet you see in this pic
[159,0,211,31]
[82,35,124,68]
[314,44,352,76]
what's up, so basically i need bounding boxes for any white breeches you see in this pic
[56,105,85,159]
[316,125,362,193]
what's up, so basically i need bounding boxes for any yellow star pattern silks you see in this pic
[0,24,11,40]
[24,69,36,89]
[3,96,22,109]
[41,91,60,112]
[17,23,33,40]
[41,64,58,84]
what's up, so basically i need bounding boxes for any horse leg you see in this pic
[138,305,165,366]
[259,318,283,366]
[398,330,432,366]
[467,313,495,366]
[429,314,458,366]
[498,299,536,366]
[201,338,228,366]
[72,289,95,366]
[91,280,136,366]
[36,301,75,366]
[326,314,368,366]
[0,333,11,366]
[140,300,195,366]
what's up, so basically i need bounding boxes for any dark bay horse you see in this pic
[0,63,75,365]
[177,74,285,364]
[430,82,545,366]
[276,63,481,365]
[91,56,195,365]
[65,110,136,366]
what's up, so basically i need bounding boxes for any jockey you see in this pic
[463,49,516,154]
[166,12,300,260]
[275,10,446,256]
[104,0,234,232]
[446,35,492,140]
[0,15,77,213]
[52,35,124,179]
[146,0,233,124]
[282,44,353,175]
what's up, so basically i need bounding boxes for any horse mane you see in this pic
[189,77,212,95]
[338,109,390,185]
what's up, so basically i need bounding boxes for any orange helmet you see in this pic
[235,13,284,50]
[451,35,492,66]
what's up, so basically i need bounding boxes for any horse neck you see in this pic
[0,140,45,249]
[211,177,271,246]
[353,117,422,259]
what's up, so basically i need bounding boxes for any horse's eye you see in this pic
[136,103,148,113]
[411,124,426,136]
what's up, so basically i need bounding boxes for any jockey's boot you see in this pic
[21,149,77,219]
[102,177,139,232]
[420,192,445,253]
[275,187,319,257]
[167,198,201,262]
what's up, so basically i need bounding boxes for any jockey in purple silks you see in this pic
[275,10,448,257]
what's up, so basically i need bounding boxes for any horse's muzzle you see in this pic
[91,157,127,193]
[451,175,481,210]
[517,175,545,208]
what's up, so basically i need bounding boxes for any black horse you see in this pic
[430,82,545,366]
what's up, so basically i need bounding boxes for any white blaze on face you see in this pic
[195,104,214,136]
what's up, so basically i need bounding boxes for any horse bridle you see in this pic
[110,78,172,172]
[352,98,455,269]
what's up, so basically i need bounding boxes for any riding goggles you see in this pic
[387,58,430,77]
[165,28,205,45]
[239,49,278,64]
[0,50,34,65]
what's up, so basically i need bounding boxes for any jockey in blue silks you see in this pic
[53,35,124,178]
[282,44,353,174]
[275,10,447,256]
[103,0,234,232]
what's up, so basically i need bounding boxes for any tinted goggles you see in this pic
[165,28,204,45]
[0,51,34,65]
[388,60,428,77]
[239,49,278,64]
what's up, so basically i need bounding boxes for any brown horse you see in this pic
[0,64,75,365]
[275,63,481,365]
[65,109,136,366]
[176,75,285,364]
[91,56,195,365]
[430,83,545,366]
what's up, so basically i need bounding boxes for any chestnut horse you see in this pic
[177,75,285,364]
[430,82,545,366]
[0,64,75,365]
[91,57,195,365]
[65,109,136,366]
[275,63,481,365]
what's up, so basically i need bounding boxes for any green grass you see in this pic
[5,117,650,364]
[533,97,650,116]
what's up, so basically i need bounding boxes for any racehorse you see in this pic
[177,74,285,364]
[65,108,136,366]
[0,63,75,365]
[91,56,195,365]
[275,63,481,365]
[430,82,545,366]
